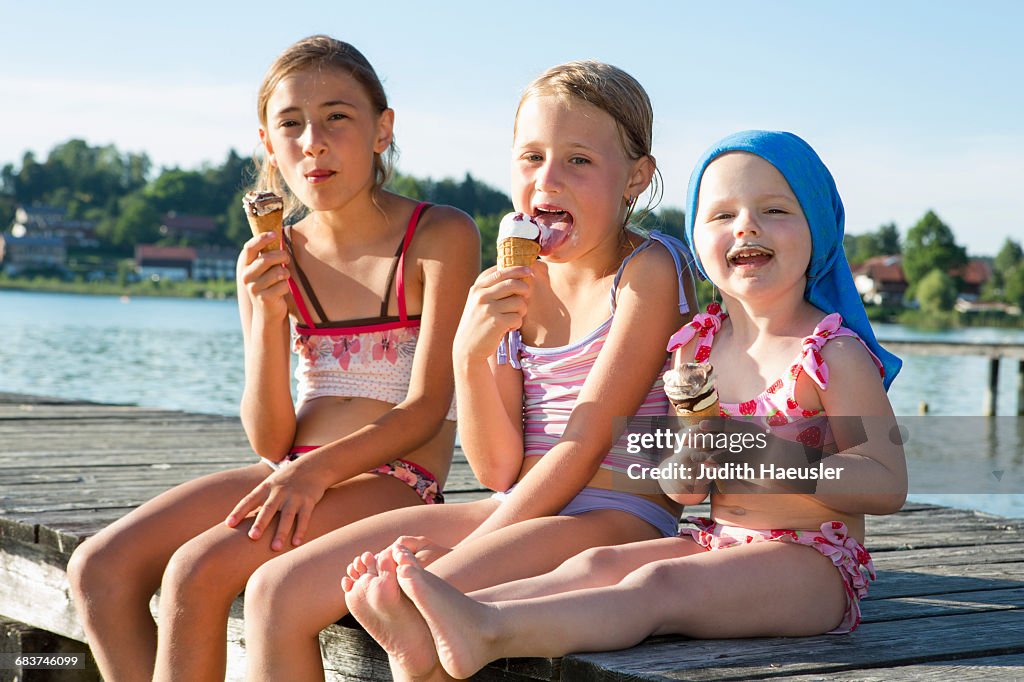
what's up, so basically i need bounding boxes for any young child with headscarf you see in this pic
[339,130,908,679]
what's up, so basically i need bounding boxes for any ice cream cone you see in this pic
[242,191,284,253]
[498,237,542,269]
[664,361,719,421]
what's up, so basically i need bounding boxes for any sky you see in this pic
[2,1,1022,255]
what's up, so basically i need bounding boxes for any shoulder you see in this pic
[819,333,884,389]
[417,204,480,244]
[406,204,480,263]
[617,234,680,290]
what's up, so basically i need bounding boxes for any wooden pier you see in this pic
[1,392,1023,681]
[878,339,1024,416]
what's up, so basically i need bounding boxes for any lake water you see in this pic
[1,290,1022,518]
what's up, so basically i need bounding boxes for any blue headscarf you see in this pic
[685,130,901,389]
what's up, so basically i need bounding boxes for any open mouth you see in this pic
[532,206,573,254]
[727,244,774,268]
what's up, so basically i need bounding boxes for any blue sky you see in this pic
[2,1,1022,254]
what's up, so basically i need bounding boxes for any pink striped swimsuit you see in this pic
[495,232,695,537]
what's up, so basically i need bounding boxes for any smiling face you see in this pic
[511,95,650,260]
[693,151,812,303]
[259,66,393,212]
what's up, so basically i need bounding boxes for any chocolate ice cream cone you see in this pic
[242,191,284,253]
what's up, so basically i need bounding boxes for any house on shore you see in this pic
[134,245,238,282]
[10,205,98,248]
[853,254,995,308]
[160,213,219,242]
[0,234,68,276]
[853,255,908,306]
[135,245,196,281]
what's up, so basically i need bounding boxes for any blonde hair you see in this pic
[515,60,662,228]
[252,35,396,219]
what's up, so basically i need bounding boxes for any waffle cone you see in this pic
[497,237,541,269]
[671,398,720,419]
[246,210,283,253]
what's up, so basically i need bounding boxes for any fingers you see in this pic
[248,491,280,543]
[270,496,314,551]
[241,232,283,265]
[474,267,534,299]
[290,505,312,548]
[224,489,263,528]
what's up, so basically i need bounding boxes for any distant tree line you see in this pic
[0,139,690,270]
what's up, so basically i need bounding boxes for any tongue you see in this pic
[534,212,573,254]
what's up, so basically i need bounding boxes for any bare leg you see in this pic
[245,507,662,681]
[66,463,270,682]
[398,540,849,679]
[243,499,499,682]
[150,472,424,682]
[469,536,700,602]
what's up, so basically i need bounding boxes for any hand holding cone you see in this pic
[242,191,284,253]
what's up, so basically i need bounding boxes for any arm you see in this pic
[237,232,296,459]
[462,246,693,542]
[454,266,535,492]
[229,207,480,548]
[809,337,908,514]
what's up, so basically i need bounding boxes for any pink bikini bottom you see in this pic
[679,516,875,634]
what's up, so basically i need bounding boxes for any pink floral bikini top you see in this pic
[286,202,457,421]
[667,303,884,448]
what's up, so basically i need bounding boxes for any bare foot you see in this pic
[395,546,503,680]
[342,548,440,679]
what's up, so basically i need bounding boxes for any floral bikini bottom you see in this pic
[679,516,875,634]
[262,446,444,505]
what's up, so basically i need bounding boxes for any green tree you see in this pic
[902,210,967,291]
[388,172,426,200]
[916,267,958,313]
[1005,266,1024,308]
[102,193,161,248]
[994,239,1023,278]
[223,189,251,245]
[652,207,686,239]
[876,222,901,254]
[476,213,500,269]
[844,222,902,266]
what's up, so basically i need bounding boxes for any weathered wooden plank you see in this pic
[862,586,1024,622]
[560,609,1024,681]
[869,563,1022,601]
[765,653,1024,681]
[870,542,1024,571]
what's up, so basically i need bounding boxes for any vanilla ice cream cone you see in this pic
[242,191,284,253]
[496,213,542,269]
[498,237,542,269]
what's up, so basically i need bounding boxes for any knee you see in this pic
[160,539,236,605]
[67,536,124,604]
[569,545,627,580]
[621,560,695,623]
[243,561,291,625]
